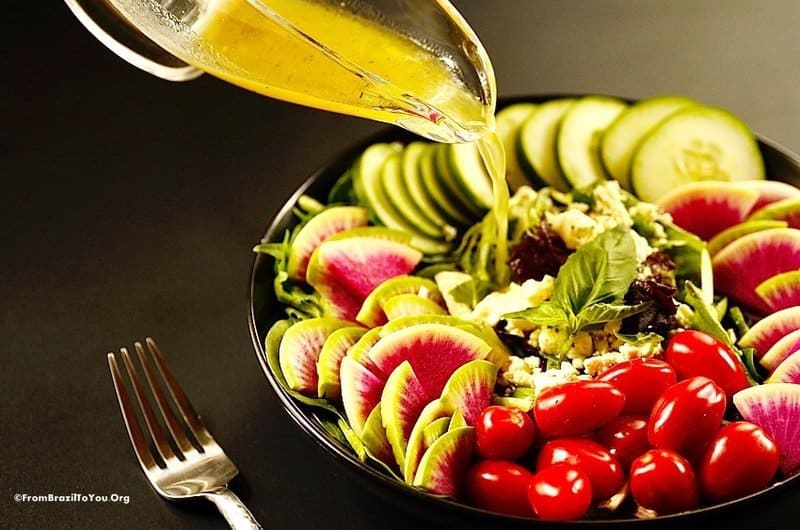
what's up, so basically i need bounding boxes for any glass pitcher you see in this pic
[64,0,497,142]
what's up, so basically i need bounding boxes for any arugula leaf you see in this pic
[661,223,706,282]
[615,331,665,346]
[448,276,493,309]
[681,281,732,346]
[254,230,323,319]
[740,347,764,384]
[728,306,750,339]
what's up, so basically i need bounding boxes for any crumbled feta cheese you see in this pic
[592,181,633,228]
[568,332,593,358]
[632,231,654,264]
[537,326,570,356]
[583,334,663,376]
[532,362,583,394]
[469,276,555,327]
[546,209,599,249]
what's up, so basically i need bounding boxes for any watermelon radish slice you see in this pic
[366,324,492,399]
[761,329,800,372]
[739,180,800,212]
[313,235,422,300]
[657,181,759,241]
[403,400,451,483]
[439,360,498,426]
[707,219,788,256]
[712,228,800,315]
[317,326,366,401]
[733,383,800,476]
[307,228,423,319]
[413,426,475,498]
[767,350,800,384]
[383,294,447,321]
[756,272,800,313]
[381,361,430,469]
[278,318,353,395]
[739,306,800,358]
[340,356,385,436]
[748,197,800,229]
[356,275,443,327]
[360,405,396,470]
[287,205,369,281]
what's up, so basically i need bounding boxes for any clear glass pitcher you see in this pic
[65,0,496,142]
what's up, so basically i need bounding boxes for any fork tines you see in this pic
[108,338,213,471]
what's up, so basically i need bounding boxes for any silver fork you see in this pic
[108,338,262,529]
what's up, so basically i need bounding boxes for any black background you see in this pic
[3,1,800,529]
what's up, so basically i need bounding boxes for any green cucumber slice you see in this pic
[447,142,494,211]
[400,142,455,239]
[434,144,484,217]
[600,95,696,190]
[557,96,628,189]
[352,143,450,255]
[419,144,473,227]
[495,103,537,190]
[380,150,444,240]
[516,98,575,192]
[630,105,766,203]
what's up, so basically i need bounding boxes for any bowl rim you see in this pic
[247,94,800,526]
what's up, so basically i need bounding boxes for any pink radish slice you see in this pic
[733,383,800,476]
[761,329,800,372]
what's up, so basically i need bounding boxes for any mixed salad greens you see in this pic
[257,95,800,521]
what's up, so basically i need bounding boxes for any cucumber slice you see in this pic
[379,151,444,240]
[419,144,473,226]
[600,95,696,190]
[447,142,494,211]
[557,96,628,189]
[434,144,484,217]
[400,142,455,239]
[495,103,537,190]
[352,143,450,255]
[630,105,766,203]
[516,98,575,192]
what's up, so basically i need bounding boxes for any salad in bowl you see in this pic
[250,94,800,522]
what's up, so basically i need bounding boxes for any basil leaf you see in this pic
[575,302,652,329]
[555,225,637,313]
[681,281,733,346]
[504,301,569,327]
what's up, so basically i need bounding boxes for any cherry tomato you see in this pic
[596,415,650,468]
[536,438,624,500]
[475,405,536,460]
[664,330,750,399]
[533,381,625,438]
[699,421,779,503]
[596,358,677,414]
[527,463,593,521]
[630,449,699,514]
[648,376,726,459]
[465,460,534,517]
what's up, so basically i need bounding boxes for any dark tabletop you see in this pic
[3,1,800,529]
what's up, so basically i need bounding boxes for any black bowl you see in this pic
[247,95,800,528]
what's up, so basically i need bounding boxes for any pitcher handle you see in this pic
[64,0,203,81]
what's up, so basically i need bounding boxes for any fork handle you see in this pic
[205,488,262,530]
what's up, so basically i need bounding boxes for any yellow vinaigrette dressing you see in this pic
[194,0,509,281]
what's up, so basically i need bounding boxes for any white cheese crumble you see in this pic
[469,276,555,327]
